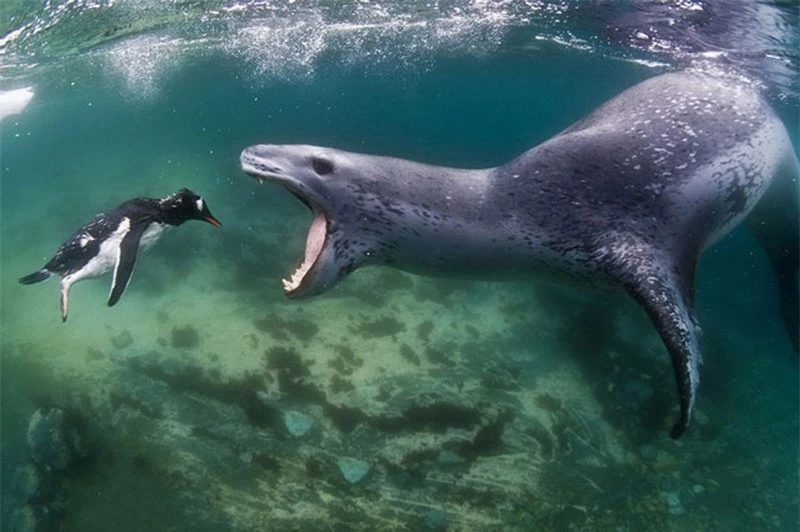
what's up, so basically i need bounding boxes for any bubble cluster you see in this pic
[0,0,797,102]
[104,35,186,98]
[222,1,516,84]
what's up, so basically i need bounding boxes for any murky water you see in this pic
[1,2,797,530]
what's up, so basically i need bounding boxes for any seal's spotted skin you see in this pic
[241,72,799,438]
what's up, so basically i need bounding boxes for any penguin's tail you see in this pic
[19,269,51,285]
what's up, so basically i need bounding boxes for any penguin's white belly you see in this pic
[63,218,131,286]
[140,222,167,251]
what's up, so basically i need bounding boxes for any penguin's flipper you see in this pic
[108,224,146,307]
[598,235,702,439]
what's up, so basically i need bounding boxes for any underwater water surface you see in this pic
[1,1,798,531]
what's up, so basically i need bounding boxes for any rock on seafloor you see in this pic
[26,408,89,474]
[281,410,315,437]
[662,491,685,516]
[13,464,56,504]
[337,457,371,484]
[9,503,63,532]
[423,509,448,530]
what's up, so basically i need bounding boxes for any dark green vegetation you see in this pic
[328,344,364,376]
[255,312,319,344]
[352,316,406,338]
[170,325,200,349]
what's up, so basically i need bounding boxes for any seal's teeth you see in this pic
[280,209,326,295]
[281,269,304,292]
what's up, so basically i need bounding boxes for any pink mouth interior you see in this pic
[282,211,326,293]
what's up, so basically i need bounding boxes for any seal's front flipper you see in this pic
[108,225,146,307]
[770,257,799,353]
[777,270,799,353]
[748,152,799,353]
[602,239,703,438]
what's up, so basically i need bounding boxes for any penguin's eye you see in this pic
[311,157,334,176]
[195,198,204,211]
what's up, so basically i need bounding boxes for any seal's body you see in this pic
[20,188,221,322]
[241,71,799,438]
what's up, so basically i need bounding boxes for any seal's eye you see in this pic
[311,157,334,176]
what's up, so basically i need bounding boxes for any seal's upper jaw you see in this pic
[240,144,334,298]
[240,145,289,185]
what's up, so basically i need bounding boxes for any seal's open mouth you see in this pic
[284,201,326,294]
[241,155,328,296]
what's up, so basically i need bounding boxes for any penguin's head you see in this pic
[161,188,222,227]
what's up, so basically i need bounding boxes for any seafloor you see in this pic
[1,201,797,530]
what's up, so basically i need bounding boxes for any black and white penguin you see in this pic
[19,188,222,322]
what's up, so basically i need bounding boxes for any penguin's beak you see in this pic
[201,206,222,228]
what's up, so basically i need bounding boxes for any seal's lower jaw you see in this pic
[282,208,326,297]
[241,166,328,298]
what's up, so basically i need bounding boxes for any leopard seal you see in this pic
[240,71,799,438]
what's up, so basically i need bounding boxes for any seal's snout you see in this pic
[241,144,278,161]
[240,145,284,183]
[239,146,260,175]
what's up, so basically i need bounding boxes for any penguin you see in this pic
[19,188,222,322]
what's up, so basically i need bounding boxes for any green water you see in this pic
[1,2,798,530]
